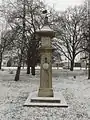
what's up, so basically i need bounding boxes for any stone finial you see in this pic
[42,10,48,25]
[42,10,47,14]
[44,16,48,25]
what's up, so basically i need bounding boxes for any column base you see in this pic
[24,91,68,107]
[38,88,54,97]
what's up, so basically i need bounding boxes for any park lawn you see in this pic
[0,68,90,120]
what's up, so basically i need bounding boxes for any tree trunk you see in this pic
[31,66,35,75]
[88,53,90,79]
[26,48,31,74]
[0,61,1,69]
[14,55,22,81]
[14,65,21,81]
[27,60,30,74]
[31,49,35,76]
[70,59,74,71]
[22,61,24,69]
[31,53,35,76]
[0,52,2,70]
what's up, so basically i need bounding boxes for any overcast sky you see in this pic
[0,0,85,11]
[44,0,85,11]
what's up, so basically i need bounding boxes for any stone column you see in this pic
[36,16,55,97]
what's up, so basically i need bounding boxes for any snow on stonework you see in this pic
[0,68,90,120]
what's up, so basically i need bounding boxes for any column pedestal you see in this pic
[38,88,53,97]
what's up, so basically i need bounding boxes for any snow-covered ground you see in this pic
[0,68,90,120]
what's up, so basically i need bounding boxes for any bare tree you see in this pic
[53,6,86,71]
[0,0,46,79]
[81,1,90,79]
[0,27,15,69]
[14,0,26,81]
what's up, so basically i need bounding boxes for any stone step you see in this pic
[24,91,68,107]
[31,97,61,103]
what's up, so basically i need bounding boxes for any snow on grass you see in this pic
[0,68,90,120]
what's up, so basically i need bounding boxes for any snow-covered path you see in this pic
[0,69,90,120]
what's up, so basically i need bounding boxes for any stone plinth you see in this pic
[38,88,53,97]
[24,91,68,107]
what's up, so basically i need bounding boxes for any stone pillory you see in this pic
[24,11,68,107]
[36,12,55,97]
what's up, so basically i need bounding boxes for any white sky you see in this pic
[0,0,85,11]
[44,0,85,11]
